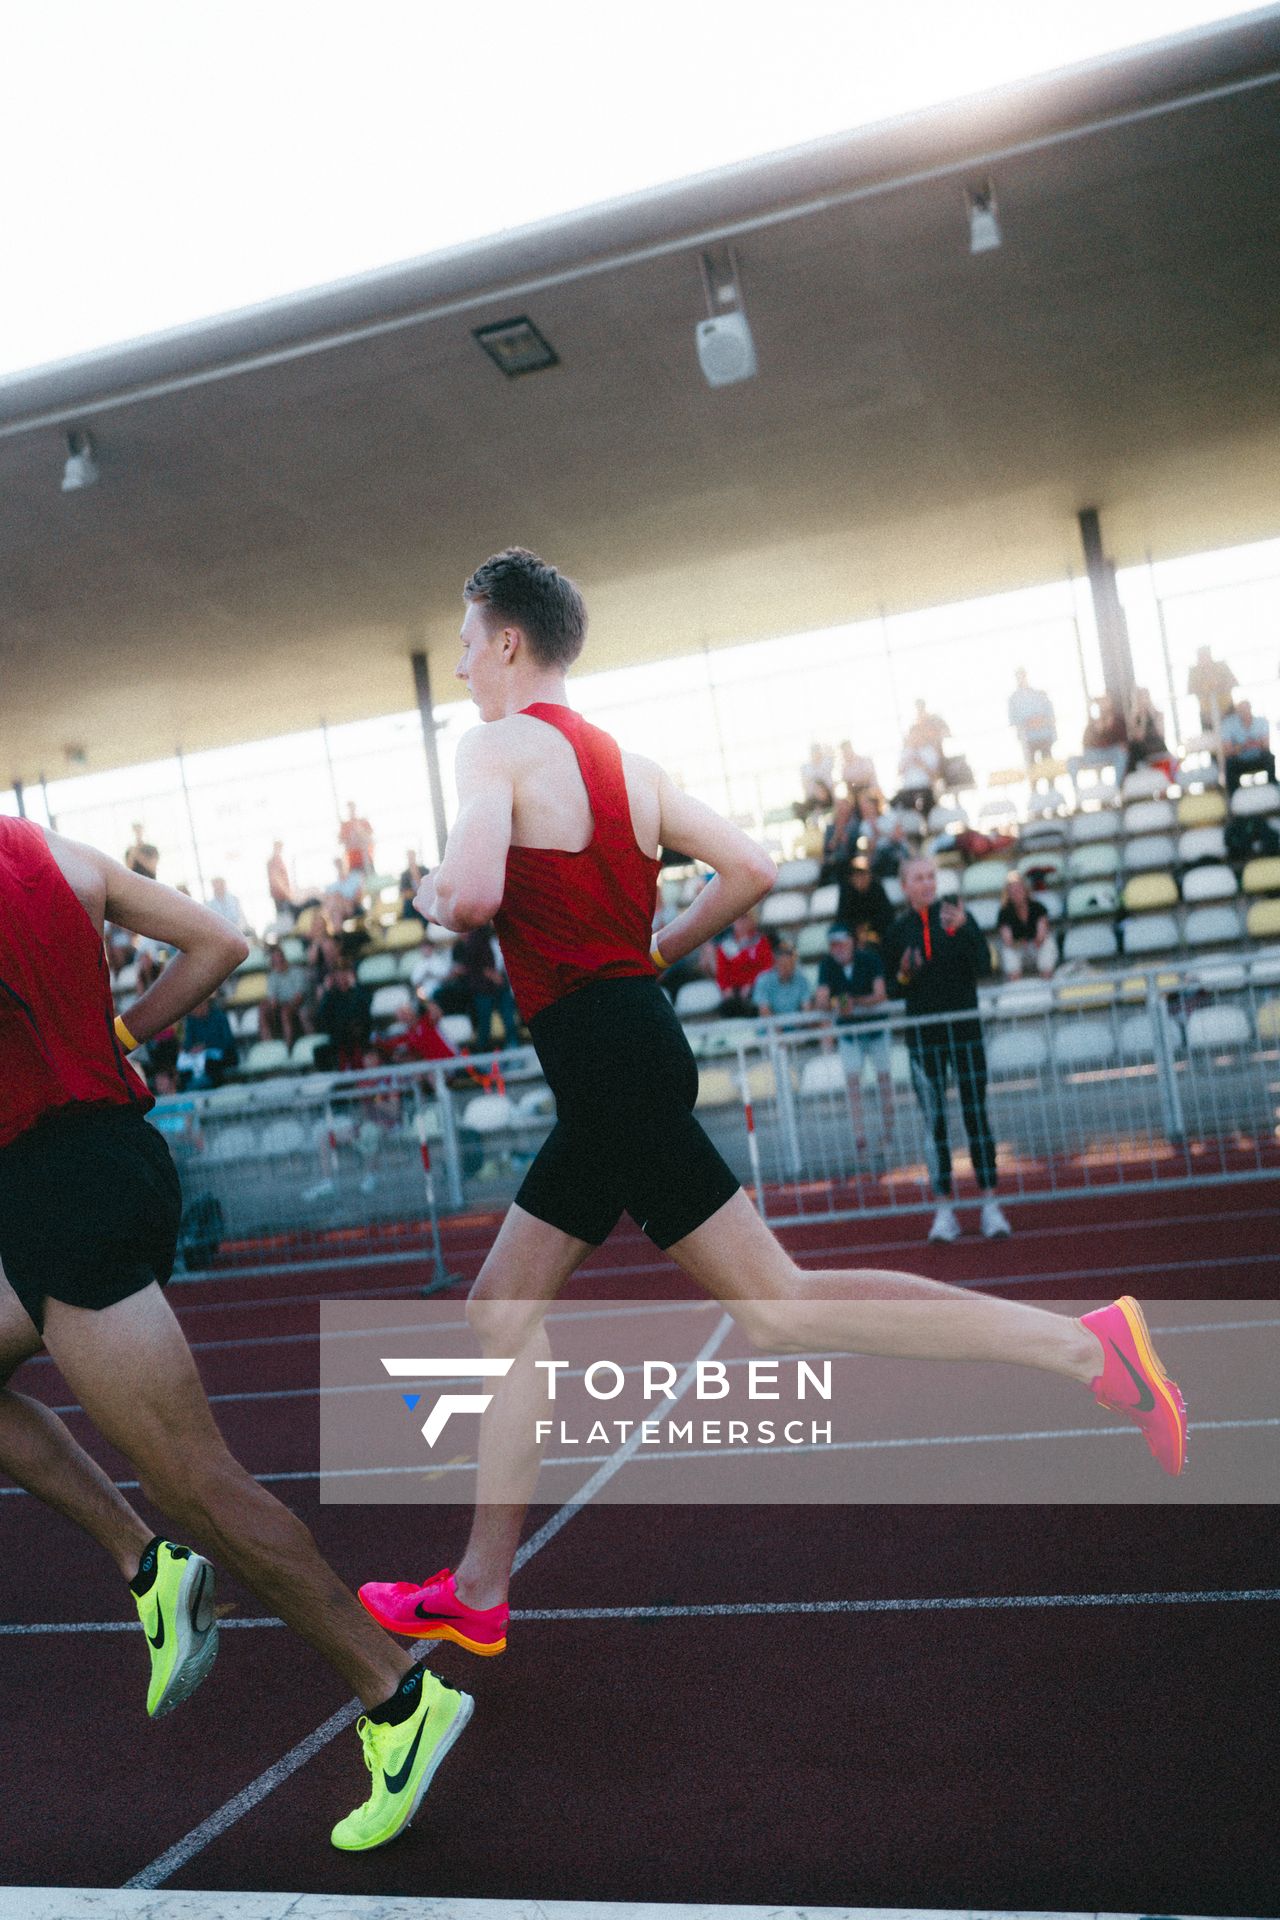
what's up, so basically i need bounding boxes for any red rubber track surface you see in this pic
[1,1177,1277,1912]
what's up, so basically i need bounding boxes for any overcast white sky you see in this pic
[1,0,1256,381]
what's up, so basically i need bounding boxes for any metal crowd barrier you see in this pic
[153,961,1280,1273]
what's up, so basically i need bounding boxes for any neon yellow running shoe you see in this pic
[331,1665,473,1852]
[130,1537,219,1718]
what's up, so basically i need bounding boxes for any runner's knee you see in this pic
[466,1286,549,1358]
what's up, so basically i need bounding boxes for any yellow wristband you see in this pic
[114,1014,140,1052]
[650,940,669,971]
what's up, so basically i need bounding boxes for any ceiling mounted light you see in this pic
[473,316,559,378]
[61,429,99,492]
[694,245,757,389]
[966,182,1001,255]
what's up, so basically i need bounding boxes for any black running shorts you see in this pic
[516,975,741,1248]
[0,1102,182,1333]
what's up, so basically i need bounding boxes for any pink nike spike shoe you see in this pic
[358,1568,509,1655]
[1081,1296,1188,1476]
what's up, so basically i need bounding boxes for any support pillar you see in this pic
[411,648,450,863]
[175,749,207,902]
[11,778,25,818]
[1077,507,1135,708]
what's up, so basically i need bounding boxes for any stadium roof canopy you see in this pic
[2,10,1279,786]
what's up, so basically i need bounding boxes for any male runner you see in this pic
[359,549,1187,1657]
[0,818,470,1850]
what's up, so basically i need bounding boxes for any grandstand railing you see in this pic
[155,955,1280,1276]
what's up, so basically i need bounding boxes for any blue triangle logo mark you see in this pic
[402,1394,421,1411]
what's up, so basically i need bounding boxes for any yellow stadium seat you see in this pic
[379,916,427,950]
[1176,790,1227,827]
[228,972,269,1007]
[1243,858,1280,897]
[1257,999,1280,1041]
[1119,970,1180,999]
[1055,981,1116,1007]
[1122,872,1178,913]
[1247,899,1280,941]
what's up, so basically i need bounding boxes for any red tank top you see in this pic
[0,819,152,1149]
[493,705,662,1022]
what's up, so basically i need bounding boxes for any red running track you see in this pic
[0,1176,1277,1912]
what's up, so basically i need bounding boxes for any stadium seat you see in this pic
[994,983,1053,1015]
[1181,865,1237,903]
[1118,1012,1158,1059]
[378,917,425,950]
[1056,980,1116,1008]
[1052,1018,1117,1071]
[1069,808,1121,844]
[204,1122,258,1164]
[1065,842,1119,882]
[1123,799,1176,836]
[1183,904,1243,947]
[967,897,1000,932]
[883,877,905,907]
[228,1005,260,1039]
[674,980,721,1018]
[807,882,839,920]
[1062,922,1118,963]
[696,1068,739,1109]
[1033,889,1063,922]
[438,1013,475,1046]
[774,858,821,889]
[1190,960,1248,991]
[242,1039,291,1075]
[1120,768,1169,802]
[280,936,308,963]
[289,1033,327,1068]
[1248,946,1280,986]
[1019,818,1067,850]
[928,803,968,832]
[986,1029,1049,1076]
[1018,850,1063,887]
[935,868,960,898]
[113,962,140,993]
[514,1087,555,1121]
[760,890,809,929]
[1122,873,1178,913]
[397,951,424,981]
[1120,913,1180,955]
[1230,782,1280,817]
[259,1118,308,1156]
[1123,834,1177,873]
[1176,789,1227,828]
[797,923,829,960]
[228,972,268,1007]
[370,983,413,1021]
[1066,880,1118,920]
[1177,825,1228,866]
[357,953,398,985]
[961,859,1008,898]
[1256,999,1280,1041]
[1243,857,1280,896]
[461,1093,517,1133]
[1246,899,1280,941]
[1185,1006,1252,1052]
[798,1054,848,1097]
[235,945,269,974]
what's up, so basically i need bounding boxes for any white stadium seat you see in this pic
[1185,1006,1252,1051]
[259,1118,308,1156]
[461,1094,517,1133]
[1066,881,1118,920]
[357,953,398,986]
[204,1122,258,1164]
[1066,842,1119,881]
[369,983,414,1020]
[1183,904,1244,947]
[961,859,1008,898]
[1190,960,1248,991]
[674,980,721,1019]
[1123,799,1177,836]
[1052,1018,1117,1070]
[438,1013,475,1046]
[1177,825,1228,865]
[1124,834,1177,873]
[987,1029,1049,1076]
[1229,783,1280,817]
[1181,865,1237,904]
[760,890,809,928]
[1034,889,1064,923]
[774,858,821,889]
[1063,923,1118,963]
[1070,808,1121,843]
[798,1055,848,1097]
[289,1033,328,1067]
[807,882,839,920]
[967,897,1000,932]
[1120,914,1180,955]
[1120,768,1170,802]
[242,1039,290,1075]
[883,877,905,906]
[1118,1013,1157,1060]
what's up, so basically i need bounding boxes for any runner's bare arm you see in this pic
[430,727,515,932]
[45,830,250,1046]
[652,773,776,964]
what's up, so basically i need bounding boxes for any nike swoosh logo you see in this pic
[383,1716,428,1795]
[414,1600,470,1621]
[1111,1340,1156,1413]
[148,1613,165,1651]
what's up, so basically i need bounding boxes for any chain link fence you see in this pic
[153,960,1280,1273]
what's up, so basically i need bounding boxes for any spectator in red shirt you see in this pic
[715,911,773,1017]
[339,802,376,876]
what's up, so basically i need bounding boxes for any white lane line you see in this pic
[120,1312,732,1891]
[7,1584,1280,1637]
[3,1414,1276,1502]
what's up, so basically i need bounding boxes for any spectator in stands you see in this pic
[1187,646,1237,734]
[751,936,811,1018]
[820,796,861,883]
[124,823,158,879]
[1068,694,1129,796]
[324,856,366,929]
[1126,686,1173,777]
[996,871,1058,979]
[836,854,894,946]
[339,801,376,876]
[894,707,945,814]
[1007,669,1056,781]
[1221,700,1275,794]
[207,875,251,936]
[799,743,835,815]
[836,740,878,805]
[715,911,774,1018]
[409,928,451,998]
[177,996,238,1090]
[882,855,1008,1244]
[400,850,429,921]
[259,943,311,1050]
[266,840,296,921]
[316,962,374,1072]
[454,924,521,1051]
[814,925,886,1023]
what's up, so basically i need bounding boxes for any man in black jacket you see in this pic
[881,855,1010,1244]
